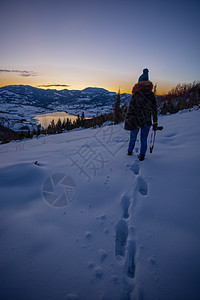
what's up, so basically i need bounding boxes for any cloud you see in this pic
[0,69,38,77]
[37,84,71,88]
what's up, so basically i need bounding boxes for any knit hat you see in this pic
[138,68,149,82]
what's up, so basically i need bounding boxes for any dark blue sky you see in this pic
[0,0,199,93]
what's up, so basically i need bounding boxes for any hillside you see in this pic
[0,109,200,300]
[0,85,131,132]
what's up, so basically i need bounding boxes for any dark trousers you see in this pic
[128,125,150,156]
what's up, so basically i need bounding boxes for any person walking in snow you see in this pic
[125,68,158,161]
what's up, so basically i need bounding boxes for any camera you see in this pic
[156,126,163,131]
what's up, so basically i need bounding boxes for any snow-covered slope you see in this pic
[0,109,200,300]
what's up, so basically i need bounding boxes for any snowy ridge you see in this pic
[0,85,131,131]
[0,109,200,299]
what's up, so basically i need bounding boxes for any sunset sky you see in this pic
[0,0,199,94]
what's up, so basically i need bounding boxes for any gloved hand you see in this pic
[153,122,158,131]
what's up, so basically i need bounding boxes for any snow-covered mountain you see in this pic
[0,85,131,131]
[0,108,199,300]
[0,85,129,109]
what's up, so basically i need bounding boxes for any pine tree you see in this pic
[153,83,157,95]
[160,102,168,115]
[168,99,175,114]
[36,124,41,136]
[176,99,181,112]
[50,119,56,134]
[81,112,85,127]
[64,118,72,130]
[113,89,121,125]
[31,128,37,136]
[18,131,24,140]
[26,129,31,138]
[121,103,128,121]
[56,118,62,133]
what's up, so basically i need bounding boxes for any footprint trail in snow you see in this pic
[127,240,136,278]
[115,220,129,257]
[130,160,140,175]
[137,176,148,196]
[115,157,149,298]
[121,194,131,219]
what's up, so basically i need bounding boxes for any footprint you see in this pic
[121,194,131,219]
[130,160,140,175]
[137,176,148,196]
[127,240,136,278]
[94,266,103,279]
[115,220,129,257]
[98,249,108,262]
[85,231,92,239]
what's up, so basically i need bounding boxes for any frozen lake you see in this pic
[33,111,79,128]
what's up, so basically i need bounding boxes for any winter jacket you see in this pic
[125,81,157,130]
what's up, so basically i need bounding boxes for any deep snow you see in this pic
[0,109,200,300]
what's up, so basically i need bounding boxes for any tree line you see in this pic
[159,81,200,115]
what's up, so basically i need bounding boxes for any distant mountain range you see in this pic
[0,85,131,132]
[0,85,131,110]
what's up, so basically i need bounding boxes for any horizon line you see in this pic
[0,83,170,95]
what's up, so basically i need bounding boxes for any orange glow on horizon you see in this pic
[0,76,176,95]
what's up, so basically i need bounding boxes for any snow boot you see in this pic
[127,151,132,156]
[138,154,145,161]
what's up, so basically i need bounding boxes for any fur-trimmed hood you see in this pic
[132,80,153,94]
